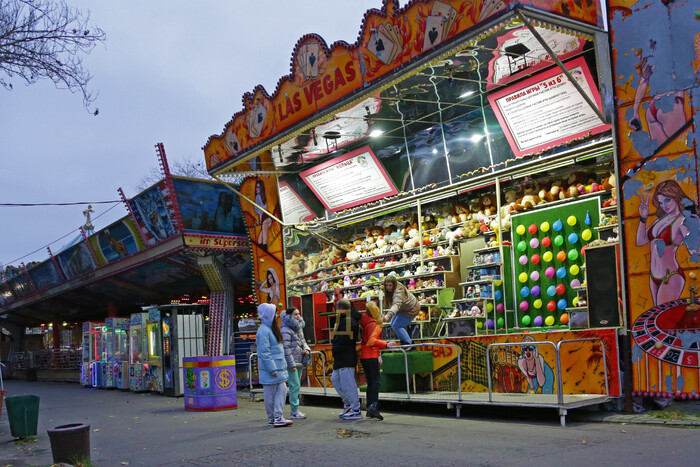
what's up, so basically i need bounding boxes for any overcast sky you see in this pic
[0,0,380,267]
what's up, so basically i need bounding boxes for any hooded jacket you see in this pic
[331,307,361,370]
[281,311,311,368]
[255,303,288,385]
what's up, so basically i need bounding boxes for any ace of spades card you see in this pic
[247,102,267,138]
[367,26,399,65]
[430,1,457,39]
[423,15,445,52]
[224,127,241,155]
[298,42,320,79]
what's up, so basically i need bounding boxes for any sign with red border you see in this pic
[279,182,316,224]
[487,57,610,158]
[300,146,397,213]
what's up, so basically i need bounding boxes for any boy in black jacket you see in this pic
[331,299,362,420]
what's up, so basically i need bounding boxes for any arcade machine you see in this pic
[129,312,150,392]
[80,321,104,387]
[142,304,206,396]
[104,317,129,389]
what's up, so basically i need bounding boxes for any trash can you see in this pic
[5,395,40,439]
[47,423,91,464]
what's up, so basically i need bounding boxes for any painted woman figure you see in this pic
[517,335,554,394]
[258,267,280,306]
[254,179,273,250]
[636,180,700,306]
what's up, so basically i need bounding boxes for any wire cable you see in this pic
[0,200,121,207]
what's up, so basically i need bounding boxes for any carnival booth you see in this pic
[104,317,130,389]
[80,321,104,387]
[203,0,628,425]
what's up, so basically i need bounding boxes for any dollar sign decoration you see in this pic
[217,369,233,389]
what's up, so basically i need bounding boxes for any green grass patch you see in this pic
[648,407,690,421]
[13,435,37,445]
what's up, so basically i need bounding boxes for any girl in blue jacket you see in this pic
[256,303,292,427]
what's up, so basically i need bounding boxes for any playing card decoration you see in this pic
[224,126,241,155]
[367,23,402,65]
[297,40,321,79]
[422,1,456,52]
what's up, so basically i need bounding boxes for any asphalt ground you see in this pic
[1,380,699,467]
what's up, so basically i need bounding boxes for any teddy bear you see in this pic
[450,203,470,224]
[479,193,498,217]
[513,183,541,211]
[401,214,419,236]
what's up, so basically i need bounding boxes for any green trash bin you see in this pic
[5,395,40,439]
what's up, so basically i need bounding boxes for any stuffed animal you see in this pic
[450,203,470,224]
[514,183,541,211]
[479,193,498,216]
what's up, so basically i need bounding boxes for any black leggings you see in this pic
[361,358,380,406]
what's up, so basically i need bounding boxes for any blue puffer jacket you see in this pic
[256,321,288,385]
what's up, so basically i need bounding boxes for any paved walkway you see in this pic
[1,381,699,466]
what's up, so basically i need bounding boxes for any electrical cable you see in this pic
[0,200,121,207]
[1,202,122,266]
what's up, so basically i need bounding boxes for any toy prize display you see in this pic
[511,199,599,329]
[104,317,129,389]
[80,321,104,387]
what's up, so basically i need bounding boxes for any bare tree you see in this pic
[134,157,214,192]
[0,0,105,110]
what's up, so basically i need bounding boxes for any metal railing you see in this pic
[379,343,462,401]
[11,349,82,370]
[248,350,327,395]
[486,338,609,405]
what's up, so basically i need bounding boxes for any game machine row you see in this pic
[130,306,206,395]
[80,321,104,387]
[104,317,130,389]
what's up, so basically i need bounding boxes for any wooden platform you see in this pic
[247,385,610,426]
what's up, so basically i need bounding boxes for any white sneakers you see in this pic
[340,409,363,420]
[290,410,307,419]
[272,417,293,427]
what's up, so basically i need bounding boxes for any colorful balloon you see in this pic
[528,224,537,234]
[494,280,502,287]
[542,237,552,247]
[570,279,581,288]
[570,264,580,275]
[556,251,566,262]
[496,303,505,313]
[568,232,579,244]
[545,267,555,278]
[520,286,530,297]
[519,272,528,283]
[553,219,563,231]
[533,298,543,309]
[556,284,566,295]
[556,267,567,278]
[497,317,505,327]
[486,302,494,312]
[542,251,553,262]
[547,285,556,296]
[495,290,503,300]
[572,296,579,307]
[567,215,577,226]
[531,285,541,296]
[545,315,555,326]
[477,320,483,328]
[486,319,495,329]
[530,271,540,281]
[540,221,550,232]
[520,301,529,311]
[518,241,527,251]
[581,229,592,241]
[560,313,570,324]
[568,249,579,261]
[534,315,544,326]
[557,298,568,310]
[547,300,556,311]
[531,254,541,264]
[521,315,531,326]
[554,235,564,246]
[519,255,528,265]
[529,238,539,248]
[516,224,526,235]
[584,211,592,226]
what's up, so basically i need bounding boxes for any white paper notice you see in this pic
[279,183,315,224]
[301,148,397,212]
[494,65,602,152]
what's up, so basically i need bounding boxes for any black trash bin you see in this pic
[47,423,91,464]
[5,395,40,438]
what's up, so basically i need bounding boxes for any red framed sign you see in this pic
[487,57,610,158]
[300,146,397,213]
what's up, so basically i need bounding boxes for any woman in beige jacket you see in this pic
[381,275,420,346]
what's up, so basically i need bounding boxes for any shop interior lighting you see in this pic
[470,134,485,143]
[369,129,384,137]
[459,90,475,98]
[432,148,438,154]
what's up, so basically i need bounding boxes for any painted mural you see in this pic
[238,171,286,311]
[27,260,63,291]
[203,0,602,171]
[610,0,700,398]
[304,329,620,397]
[172,177,247,235]
[128,182,177,245]
[56,242,96,279]
[88,218,143,265]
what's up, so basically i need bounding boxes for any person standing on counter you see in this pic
[381,275,420,347]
